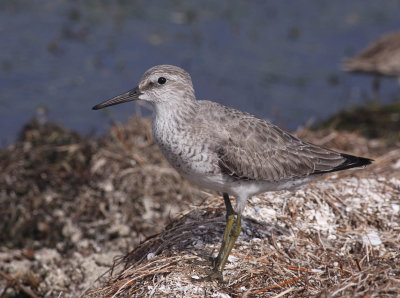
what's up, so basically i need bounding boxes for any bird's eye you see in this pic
[158,77,167,84]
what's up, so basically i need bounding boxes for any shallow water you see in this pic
[0,0,399,146]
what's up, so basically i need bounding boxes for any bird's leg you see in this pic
[215,213,241,273]
[213,193,236,266]
[194,193,241,282]
[373,75,381,104]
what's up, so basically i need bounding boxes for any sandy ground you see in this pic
[0,117,399,297]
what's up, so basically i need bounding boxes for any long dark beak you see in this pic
[92,86,142,110]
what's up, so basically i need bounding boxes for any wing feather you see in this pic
[215,115,345,181]
[196,100,371,181]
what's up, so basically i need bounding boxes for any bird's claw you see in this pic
[191,269,224,283]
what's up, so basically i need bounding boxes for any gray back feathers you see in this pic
[194,101,369,181]
[140,65,372,182]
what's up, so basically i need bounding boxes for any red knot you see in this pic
[93,65,372,281]
[342,31,400,103]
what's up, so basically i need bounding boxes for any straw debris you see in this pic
[0,117,399,297]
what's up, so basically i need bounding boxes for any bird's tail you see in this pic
[329,153,373,173]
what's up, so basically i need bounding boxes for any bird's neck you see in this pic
[152,100,197,126]
[151,100,197,150]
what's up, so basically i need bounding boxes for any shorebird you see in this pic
[342,31,400,103]
[93,65,372,281]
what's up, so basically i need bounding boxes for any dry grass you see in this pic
[86,158,400,297]
[0,117,399,297]
[86,121,399,297]
[0,117,201,297]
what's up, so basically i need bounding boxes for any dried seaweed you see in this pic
[1,116,399,297]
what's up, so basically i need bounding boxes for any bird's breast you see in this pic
[152,117,218,177]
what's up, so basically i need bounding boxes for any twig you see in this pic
[0,270,39,298]
[232,253,319,274]
[272,286,295,298]
[238,275,304,297]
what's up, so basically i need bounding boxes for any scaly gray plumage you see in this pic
[93,65,372,281]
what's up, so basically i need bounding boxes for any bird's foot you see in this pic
[188,254,228,267]
[186,254,215,266]
[191,269,223,283]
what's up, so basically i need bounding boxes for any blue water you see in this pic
[0,0,399,146]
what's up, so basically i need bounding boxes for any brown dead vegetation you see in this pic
[0,116,399,297]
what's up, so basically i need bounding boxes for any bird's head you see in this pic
[92,65,195,110]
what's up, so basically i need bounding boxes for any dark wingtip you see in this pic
[334,153,373,172]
